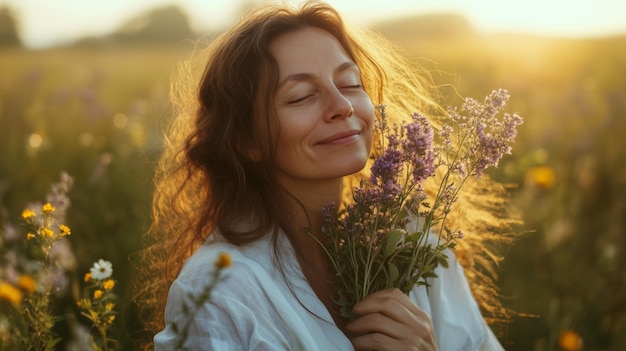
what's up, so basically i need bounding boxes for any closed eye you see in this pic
[287,95,313,104]
[340,84,363,92]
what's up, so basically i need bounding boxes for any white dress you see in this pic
[154,232,504,351]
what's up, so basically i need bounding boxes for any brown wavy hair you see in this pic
[134,1,518,348]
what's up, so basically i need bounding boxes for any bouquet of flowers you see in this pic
[320,89,523,319]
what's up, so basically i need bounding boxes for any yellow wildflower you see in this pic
[103,279,115,291]
[88,310,99,321]
[0,282,23,306]
[26,233,36,240]
[84,272,92,282]
[93,290,103,299]
[40,227,54,238]
[21,209,36,219]
[558,330,583,351]
[105,302,115,311]
[106,315,116,325]
[42,203,55,213]
[214,252,232,269]
[59,224,71,236]
[528,165,556,189]
[77,298,91,309]
[17,275,37,294]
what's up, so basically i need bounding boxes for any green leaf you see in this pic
[437,253,450,268]
[397,207,409,220]
[47,337,62,349]
[407,231,424,242]
[387,262,400,287]
[384,229,404,257]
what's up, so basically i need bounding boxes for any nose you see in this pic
[325,89,354,121]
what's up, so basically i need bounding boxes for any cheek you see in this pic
[362,101,376,152]
[360,99,376,129]
[355,105,375,152]
[276,111,316,149]
[364,125,374,154]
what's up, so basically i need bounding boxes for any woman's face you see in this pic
[269,27,375,190]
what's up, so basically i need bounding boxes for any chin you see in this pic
[336,156,369,177]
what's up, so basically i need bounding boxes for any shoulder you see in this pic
[155,240,296,350]
[170,241,272,304]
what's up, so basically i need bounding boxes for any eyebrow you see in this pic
[276,61,359,90]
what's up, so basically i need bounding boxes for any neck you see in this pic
[277,176,350,330]
[279,177,342,239]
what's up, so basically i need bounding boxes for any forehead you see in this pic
[269,27,353,77]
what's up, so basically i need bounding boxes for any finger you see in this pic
[351,332,402,351]
[351,332,435,351]
[350,289,436,341]
[345,312,409,339]
[346,310,435,344]
[352,288,428,323]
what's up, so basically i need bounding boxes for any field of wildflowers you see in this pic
[0,173,118,350]
[1,30,625,350]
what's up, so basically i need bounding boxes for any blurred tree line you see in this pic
[0,4,198,48]
[0,6,21,46]
[74,5,195,47]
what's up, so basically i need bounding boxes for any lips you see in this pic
[316,129,361,145]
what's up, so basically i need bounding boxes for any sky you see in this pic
[3,0,626,48]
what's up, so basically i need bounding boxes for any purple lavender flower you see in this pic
[370,133,403,187]
[439,124,453,152]
[484,89,510,116]
[402,113,435,184]
[353,184,398,207]
[472,94,523,177]
[446,89,523,178]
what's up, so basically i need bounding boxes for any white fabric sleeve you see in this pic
[153,245,313,351]
[481,320,506,351]
[409,247,505,351]
[154,279,247,351]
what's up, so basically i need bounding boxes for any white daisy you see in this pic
[90,259,113,280]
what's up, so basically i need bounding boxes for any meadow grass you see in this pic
[1,33,625,349]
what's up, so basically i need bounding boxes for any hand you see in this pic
[345,288,438,351]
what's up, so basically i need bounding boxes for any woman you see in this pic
[137,1,511,350]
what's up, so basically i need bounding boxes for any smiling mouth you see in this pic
[317,130,361,145]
